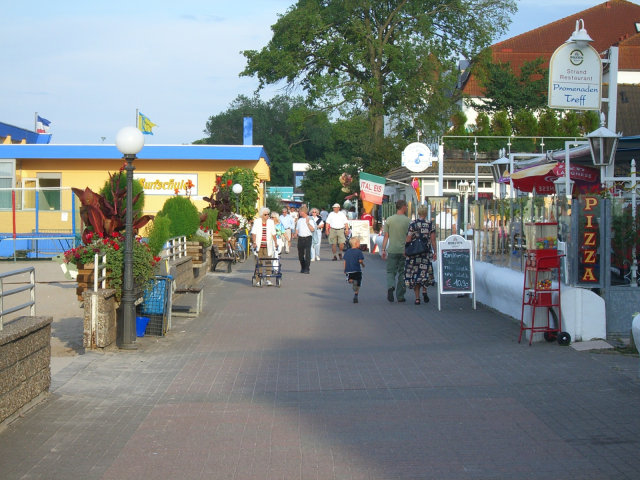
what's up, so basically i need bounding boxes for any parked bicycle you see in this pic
[226,229,247,263]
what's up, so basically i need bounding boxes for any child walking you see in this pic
[343,237,365,303]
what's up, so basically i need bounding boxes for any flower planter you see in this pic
[210,233,226,248]
[76,263,96,301]
[186,241,205,265]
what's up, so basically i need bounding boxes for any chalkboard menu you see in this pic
[441,249,472,291]
[437,235,476,310]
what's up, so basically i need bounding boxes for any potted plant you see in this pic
[64,170,157,301]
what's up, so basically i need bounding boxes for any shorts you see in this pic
[329,228,346,245]
[347,271,362,286]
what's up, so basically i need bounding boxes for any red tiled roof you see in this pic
[462,0,640,96]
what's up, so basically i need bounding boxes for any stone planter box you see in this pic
[0,316,52,427]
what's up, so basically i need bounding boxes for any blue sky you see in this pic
[0,0,617,145]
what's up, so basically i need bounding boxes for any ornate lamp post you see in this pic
[115,126,145,350]
[232,183,243,214]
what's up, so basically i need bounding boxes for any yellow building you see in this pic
[0,144,270,254]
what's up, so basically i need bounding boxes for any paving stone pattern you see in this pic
[1,245,640,479]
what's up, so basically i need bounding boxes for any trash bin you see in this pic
[138,275,173,336]
[136,316,151,337]
[236,234,248,253]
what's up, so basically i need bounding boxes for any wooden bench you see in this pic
[211,245,234,273]
[172,282,204,317]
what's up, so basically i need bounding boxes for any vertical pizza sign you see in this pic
[577,195,602,286]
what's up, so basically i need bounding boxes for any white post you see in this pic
[438,144,444,196]
[631,159,637,287]
[605,47,618,183]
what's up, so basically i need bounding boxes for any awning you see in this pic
[510,162,600,194]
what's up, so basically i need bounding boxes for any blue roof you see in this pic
[0,122,52,144]
[0,144,270,164]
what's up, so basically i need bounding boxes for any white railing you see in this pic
[0,267,35,330]
[163,236,187,262]
[93,253,107,291]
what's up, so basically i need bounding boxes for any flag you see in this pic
[36,115,51,134]
[138,112,157,135]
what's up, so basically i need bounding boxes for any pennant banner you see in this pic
[359,172,386,205]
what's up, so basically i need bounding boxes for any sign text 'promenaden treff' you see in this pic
[133,173,198,196]
[548,43,602,110]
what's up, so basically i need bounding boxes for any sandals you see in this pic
[414,299,421,305]
[423,290,430,303]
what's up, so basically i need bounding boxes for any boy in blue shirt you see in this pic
[343,238,365,303]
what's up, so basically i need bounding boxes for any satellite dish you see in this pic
[402,143,432,173]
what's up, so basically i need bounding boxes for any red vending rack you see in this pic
[519,253,570,346]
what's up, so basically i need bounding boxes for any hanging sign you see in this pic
[402,142,433,173]
[548,43,602,110]
[359,172,386,205]
[134,173,198,196]
[437,235,476,310]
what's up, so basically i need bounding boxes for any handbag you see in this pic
[405,238,428,256]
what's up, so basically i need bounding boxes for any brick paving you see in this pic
[1,244,640,479]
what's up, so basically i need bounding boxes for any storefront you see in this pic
[0,144,270,255]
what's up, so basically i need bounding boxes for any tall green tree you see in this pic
[472,56,549,116]
[194,95,332,186]
[241,0,516,140]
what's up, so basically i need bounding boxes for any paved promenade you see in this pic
[1,245,640,479]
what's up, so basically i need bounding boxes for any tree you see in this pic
[194,95,332,186]
[490,110,511,136]
[241,0,516,140]
[472,56,549,116]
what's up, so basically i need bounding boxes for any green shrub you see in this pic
[189,229,212,248]
[158,196,200,238]
[99,171,145,217]
[201,208,219,231]
[219,228,233,242]
[146,215,172,257]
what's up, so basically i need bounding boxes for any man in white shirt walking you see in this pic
[325,203,350,261]
[293,206,315,273]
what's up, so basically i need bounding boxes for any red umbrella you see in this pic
[510,162,599,194]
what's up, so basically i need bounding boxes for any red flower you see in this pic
[98,232,104,238]
[227,179,232,186]
[154,256,161,262]
[113,244,120,251]
[112,231,120,238]
[86,232,94,241]
[216,177,222,184]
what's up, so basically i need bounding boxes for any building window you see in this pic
[37,173,62,211]
[0,160,16,209]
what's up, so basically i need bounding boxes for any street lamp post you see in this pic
[115,126,145,350]
[232,183,243,214]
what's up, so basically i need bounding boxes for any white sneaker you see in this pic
[310,258,315,262]
[316,257,320,261]
[266,280,273,286]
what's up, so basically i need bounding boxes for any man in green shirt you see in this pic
[381,199,411,302]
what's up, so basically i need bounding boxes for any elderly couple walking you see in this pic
[381,200,437,305]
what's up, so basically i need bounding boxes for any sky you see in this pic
[0,0,623,145]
